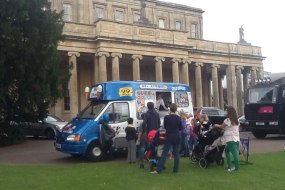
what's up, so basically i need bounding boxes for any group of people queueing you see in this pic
[124,101,240,174]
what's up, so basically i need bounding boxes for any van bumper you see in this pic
[54,142,88,155]
[245,120,280,133]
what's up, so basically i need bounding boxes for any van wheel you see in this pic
[86,141,105,162]
[252,131,267,139]
[45,128,55,139]
[190,154,198,163]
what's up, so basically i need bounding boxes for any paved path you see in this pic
[0,132,284,164]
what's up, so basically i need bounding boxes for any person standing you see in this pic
[155,94,168,111]
[143,102,161,134]
[125,117,137,164]
[215,106,240,172]
[151,103,182,174]
[138,102,161,168]
[137,114,148,168]
[179,110,189,157]
[188,115,198,156]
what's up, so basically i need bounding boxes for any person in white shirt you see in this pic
[215,106,240,172]
[156,94,168,111]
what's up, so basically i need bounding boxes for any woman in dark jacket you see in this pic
[151,103,182,174]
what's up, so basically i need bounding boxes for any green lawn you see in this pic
[0,152,284,190]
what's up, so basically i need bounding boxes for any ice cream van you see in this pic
[55,81,194,162]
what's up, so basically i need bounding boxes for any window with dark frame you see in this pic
[191,23,197,38]
[63,4,72,22]
[134,13,140,22]
[175,21,181,30]
[158,18,165,28]
[64,89,70,111]
[115,10,124,21]
[95,7,104,19]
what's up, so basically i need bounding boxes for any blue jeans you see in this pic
[139,142,147,164]
[189,136,197,152]
[180,134,189,156]
[156,142,180,173]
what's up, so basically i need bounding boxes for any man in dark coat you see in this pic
[143,102,161,134]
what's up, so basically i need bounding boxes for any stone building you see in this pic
[48,0,265,120]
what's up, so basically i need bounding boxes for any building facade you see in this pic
[48,0,265,120]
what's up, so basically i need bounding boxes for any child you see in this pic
[125,117,137,163]
[179,110,190,157]
[188,115,198,156]
[145,129,165,171]
[137,113,148,168]
[198,114,212,134]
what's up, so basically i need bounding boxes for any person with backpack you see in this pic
[143,102,161,134]
[138,102,161,168]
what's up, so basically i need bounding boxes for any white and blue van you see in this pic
[55,81,193,161]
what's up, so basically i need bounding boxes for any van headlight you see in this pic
[63,123,76,133]
[269,121,278,125]
[66,134,81,142]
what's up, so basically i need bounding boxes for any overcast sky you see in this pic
[161,0,285,74]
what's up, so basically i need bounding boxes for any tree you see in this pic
[0,0,69,145]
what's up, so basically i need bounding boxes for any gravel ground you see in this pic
[0,132,284,164]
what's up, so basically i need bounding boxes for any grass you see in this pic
[0,152,284,190]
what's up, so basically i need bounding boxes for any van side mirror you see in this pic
[100,114,110,124]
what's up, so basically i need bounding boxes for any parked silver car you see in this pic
[238,115,248,132]
[21,114,68,139]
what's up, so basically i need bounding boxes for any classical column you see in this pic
[94,54,99,84]
[96,52,110,83]
[181,59,190,85]
[218,74,224,109]
[236,66,244,117]
[132,55,142,81]
[111,53,122,81]
[195,62,203,107]
[154,57,165,82]
[172,58,181,83]
[250,67,257,87]
[211,64,220,107]
[202,72,209,106]
[189,71,196,107]
[243,69,249,92]
[67,52,80,117]
[226,65,237,109]
[258,67,264,79]
[207,76,212,106]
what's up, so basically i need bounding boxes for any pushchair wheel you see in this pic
[216,158,224,166]
[190,154,198,163]
[199,158,208,169]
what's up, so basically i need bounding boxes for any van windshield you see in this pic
[248,87,277,103]
[77,102,108,119]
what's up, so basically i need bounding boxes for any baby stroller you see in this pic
[144,129,165,171]
[190,127,225,168]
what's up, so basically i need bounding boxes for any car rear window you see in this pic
[201,109,223,116]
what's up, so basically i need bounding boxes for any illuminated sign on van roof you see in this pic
[139,84,167,90]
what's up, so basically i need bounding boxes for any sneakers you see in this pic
[227,166,236,172]
[150,170,159,174]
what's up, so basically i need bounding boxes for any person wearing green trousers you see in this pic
[215,106,240,172]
